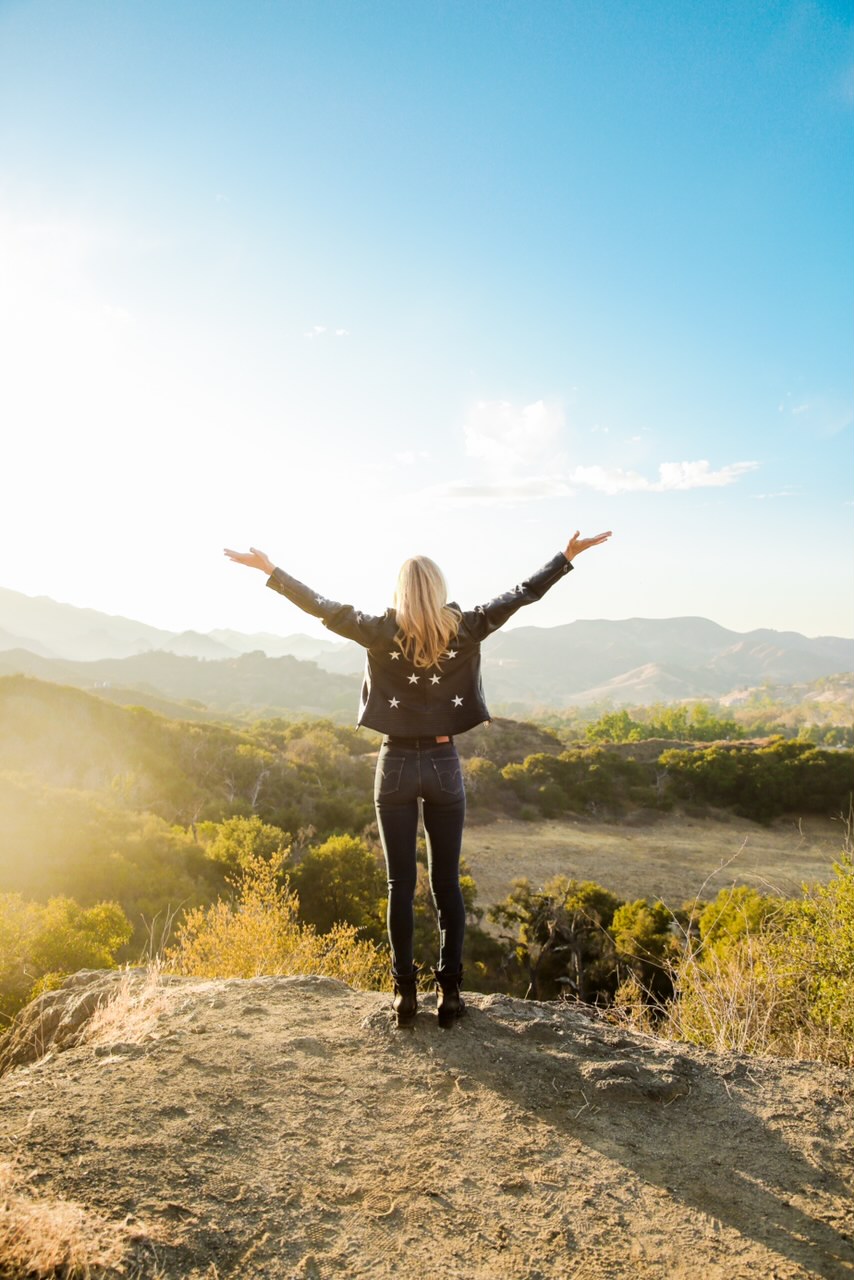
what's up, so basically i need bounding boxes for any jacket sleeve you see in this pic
[265,568,387,648]
[462,553,573,643]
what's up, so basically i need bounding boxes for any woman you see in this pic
[224,530,611,1028]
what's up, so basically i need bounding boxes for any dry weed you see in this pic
[0,1158,126,1278]
[166,853,390,991]
[83,964,171,1050]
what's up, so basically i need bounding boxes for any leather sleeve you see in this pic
[462,553,573,643]
[266,568,388,648]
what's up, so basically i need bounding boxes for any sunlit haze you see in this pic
[1,1,852,641]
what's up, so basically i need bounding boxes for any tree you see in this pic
[611,898,677,1001]
[489,876,622,1001]
[0,893,133,1020]
[585,710,642,743]
[196,815,291,873]
[289,835,387,943]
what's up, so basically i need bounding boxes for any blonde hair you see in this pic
[393,556,461,669]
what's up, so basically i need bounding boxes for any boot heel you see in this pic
[392,966,419,1028]
[434,968,466,1029]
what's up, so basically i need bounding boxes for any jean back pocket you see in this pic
[376,756,405,798]
[431,757,464,796]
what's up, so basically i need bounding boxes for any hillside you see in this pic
[1,584,852,709]
[0,970,851,1279]
[0,585,351,665]
[1,675,849,957]
[479,617,854,706]
[0,648,359,721]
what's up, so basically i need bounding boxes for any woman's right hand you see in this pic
[223,546,277,574]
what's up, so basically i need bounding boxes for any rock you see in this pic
[0,968,144,1075]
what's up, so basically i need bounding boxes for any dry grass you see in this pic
[464,812,841,915]
[165,854,390,991]
[0,1158,126,1278]
[83,964,172,1050]
[608,832,854,1067]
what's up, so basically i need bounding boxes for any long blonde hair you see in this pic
[393,556,461,669]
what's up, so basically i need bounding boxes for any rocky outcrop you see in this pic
[0,973,851,1279]
[0,968,186,1075]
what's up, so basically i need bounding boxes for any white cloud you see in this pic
[304,324,350,339]
[430,476,574,505]
[570,465,649,494]
[395,449,430,465]
[438,396,759,506]
[464,399,564,471]
[654,459,759,489]
[570,459,759,494]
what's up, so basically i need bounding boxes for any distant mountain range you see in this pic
[0,584,851,712]
[480,616,854,707]
[0,585,343,664]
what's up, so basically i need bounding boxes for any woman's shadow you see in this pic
[390,994,853,1279]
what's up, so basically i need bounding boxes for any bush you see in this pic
[489,876,622,1001]
[611,898,677,1000]
[660,740,853,822]
[289,835,387,943]
[166,852,389,991]
[661,857,854,1065]
[0,893,133,1023]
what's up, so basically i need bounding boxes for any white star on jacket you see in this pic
[389,697,400,708]
[389,652,400,661]
[445,650,458,659]
[430,674,441,685]
[452,695,464,707]
[407,674,420,685]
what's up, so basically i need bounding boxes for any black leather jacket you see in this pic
[266,552,573,736]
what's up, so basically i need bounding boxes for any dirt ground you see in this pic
[462,813,844,914]
[0,971,851,1279]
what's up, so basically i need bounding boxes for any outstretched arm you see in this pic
[464,529,613,642]
[223,546,386,648]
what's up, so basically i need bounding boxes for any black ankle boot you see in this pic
[392,966,419,1027]
[434,967,466,1029]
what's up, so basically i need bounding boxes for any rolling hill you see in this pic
[1,584,851,710]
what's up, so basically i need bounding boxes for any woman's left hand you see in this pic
[564,530,612,561]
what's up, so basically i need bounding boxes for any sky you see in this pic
[1,0,852,643]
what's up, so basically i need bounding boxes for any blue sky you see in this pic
[1,0,852,640]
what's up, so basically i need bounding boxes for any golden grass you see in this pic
[83,964,171,1050]
[0,1159,126,1278]
[464,812,841,915]
[165,853,391,991]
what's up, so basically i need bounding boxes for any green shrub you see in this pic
[662,858,854,1065]
[0,893,133,1022]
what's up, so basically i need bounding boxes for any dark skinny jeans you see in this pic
[374,739,467,977]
